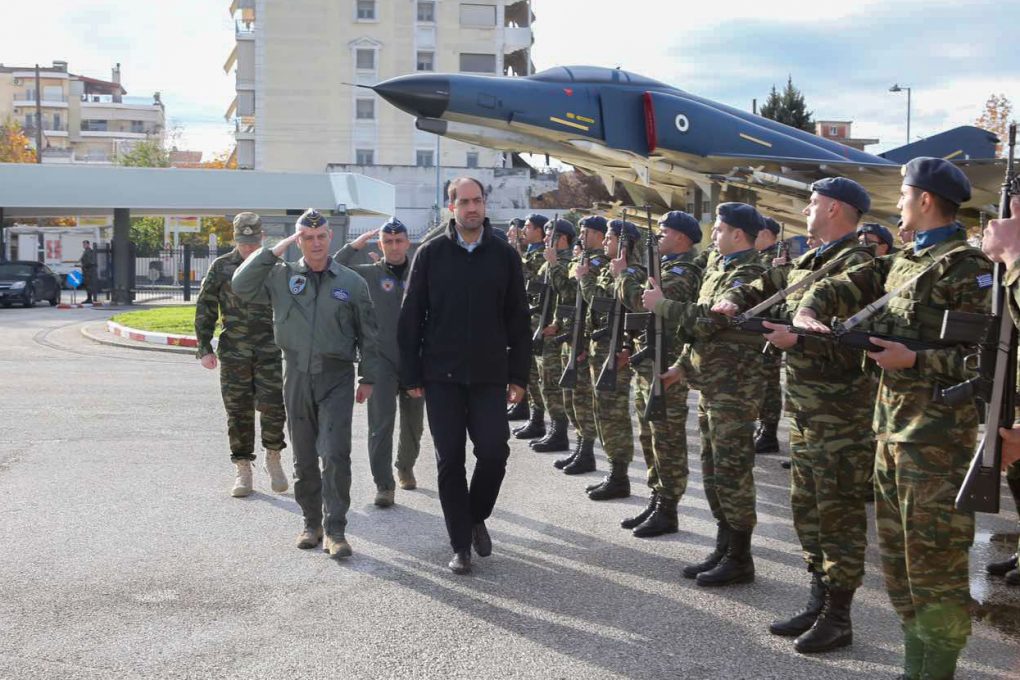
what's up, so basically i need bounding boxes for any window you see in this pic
[356,149,374,165]
[24,113,35,129]
[829,125,839,136]
[466,151,479,168]
[459,53,497,73]
[417,1,435,22]
[356,99,375,120]
[131,120,145,133]
[82,120,108,132]
[416,51,435,72]
[460,3,496,26]
[52,113,61,130]
[356,49,376,70]
[416,149,434,167]
[356,0,375,20]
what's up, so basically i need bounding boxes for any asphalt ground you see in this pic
[1,304,1018,679]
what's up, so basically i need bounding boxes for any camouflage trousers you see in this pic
[538,338,567,420]
[527,354,545,412]
[789,410,873,589]
[564,349,598,440]
[634,364,690,500]
[875,440,975,652]
[758,353,783,424]
[697,389,759,531]
[589,340,634,466]
[219,351,286,461]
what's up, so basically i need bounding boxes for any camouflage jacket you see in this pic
[724,235,874,413]
[194,248,277,359]
[798,228,993,443]
[1006,260,1020,330]
[541,248,577,333]
[757,242,784,268]
[577,248,611,336]
[523,244,547,328]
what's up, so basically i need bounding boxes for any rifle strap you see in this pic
[741,253,847,318]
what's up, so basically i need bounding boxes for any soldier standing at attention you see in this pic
[232,209,379,559]
[752,216,785,454]
[334,218,425,502]
[80,239,99,305]
[794,159,992,679]
[642,203,767,586]
[514,214,550,441]
[715,178,877,653]
[195,213,288,498]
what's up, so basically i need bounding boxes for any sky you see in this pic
[1,0,1017,159]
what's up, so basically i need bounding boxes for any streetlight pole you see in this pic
[889,83,912,143]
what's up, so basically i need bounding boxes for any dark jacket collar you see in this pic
[445,218,492,248]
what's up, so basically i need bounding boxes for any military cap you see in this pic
[811,177,871,214]
[297,208,329,229]
[524,213,549,229]
[380,217,408,235]
[608,219,642,242]
[509,217,525,229]
[546,218,576,240]
[762,216,781,235]
[901,157,971,206]
[659,210,702,244]
[232,212,263,244]
[579,215,609,233]
[716,202,765,238]
[857,222,894,249]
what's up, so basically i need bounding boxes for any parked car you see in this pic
[0,261,62,308]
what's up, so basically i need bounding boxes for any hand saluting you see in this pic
[642,276,664,312]
[609,248,627,277]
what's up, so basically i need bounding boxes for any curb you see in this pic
[106,320,200,349]
[81,322,195,355]
[58,302,106,310]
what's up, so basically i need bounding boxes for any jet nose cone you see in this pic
[373,74,450,119]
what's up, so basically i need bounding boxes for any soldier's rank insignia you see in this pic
[289,275,307,294]
[332,288,350,302]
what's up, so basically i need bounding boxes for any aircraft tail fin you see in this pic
[879,125,999,164]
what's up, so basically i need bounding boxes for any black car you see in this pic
[0,261,62,308]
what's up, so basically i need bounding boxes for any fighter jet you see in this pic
[372,66,1003,228]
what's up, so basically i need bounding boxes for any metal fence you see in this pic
[86,244,223,303]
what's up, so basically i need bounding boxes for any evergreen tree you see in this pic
[759,76,815,132]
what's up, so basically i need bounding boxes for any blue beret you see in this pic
[762,217,781,235]
[380,217,407,234]
[857,222,894,249]
[492,228,509,243]
[509,217,525,228]
[608,219,641,242]
[716,202,765,238]
[659,210,702,244]
[546,218,576,240]
[297,208,328,229]
[579,215,608,233]
[901,157,971,206]
[811,177,871,214]
[525,213,549,229]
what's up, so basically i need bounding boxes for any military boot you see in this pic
[900,623,926,680]
[632,495,679,538]
[513,408,546,439]
[683,522,731,579]
[1006,568,1020,586]
[264,449,289,493]
[620,493,658,529]
[770,570,827,636]
[754,421,780,454]
[563,438,596,475]
[587,461,630,500]
[531,417,569,452]
[231,460,253,498]
[696,528,754,586]
[922,646,960,680]
[794,588,854,653]
[986,553,1018,576]
[506,400,529,421]
[554,437,582,469]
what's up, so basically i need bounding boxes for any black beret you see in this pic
[579,215,609,233]
[546,218,576,240]
[509,217,525,228]
[762,217,781,235]
[297,208,328,229]
[901,157,971,206]
[811,177,871,214]
[525,213,549,229]
[857,222,894,249]
[659,210,702,244]
[716,202,765,238]
[380,217,407,234]
[608,219,641,242]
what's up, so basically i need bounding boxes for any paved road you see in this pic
[1,306,1018,679]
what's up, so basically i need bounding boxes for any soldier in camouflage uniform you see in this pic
[643,203,767,586]
[616,211,703,537]
[576,219,643,500]
[717,178,876,653]
[195,212,287,498]
[795,159,993,679]
[752,216,785,454]
[514,214,550,440]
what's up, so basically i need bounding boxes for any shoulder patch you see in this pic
[590,257,602,266]
[625,267,635,274]
[669,266,686,276]
[380,277,398,293]
[289,275,307,295]
[976,273,994,289]
[332,287,350,302]
[731,279,743,288]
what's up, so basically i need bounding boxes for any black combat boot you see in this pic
[531,417,569,452]
[506,400,529,421]
[696,528,754,586]
[754,420,780,454]
[632,495,679,538]
[683,522,731,579]
[563,438,596,475]
[586,461,630,500]
[1006,568,1020,586]
[770,570,827,636]
[554,438,582,469]
[620,493,658,529]
[794,588,855,653]
[986,553,1018,576]
[513,408,545,439]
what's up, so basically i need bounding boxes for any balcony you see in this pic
[13,92,69,108]
[503,26,532,53]
[235,19,255,39]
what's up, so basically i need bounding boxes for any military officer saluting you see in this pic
[232,209,380,559]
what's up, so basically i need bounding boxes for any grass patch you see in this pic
[111,306,216,337]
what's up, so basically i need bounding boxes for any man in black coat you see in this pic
[398,177,531,575]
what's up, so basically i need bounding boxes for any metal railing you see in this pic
[13,92,68,103]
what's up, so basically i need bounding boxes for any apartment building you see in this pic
[0,61,165,164]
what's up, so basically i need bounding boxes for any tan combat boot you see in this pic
[397,468,417,491]
[324,535,353,559]
[374,488,395,507]
[296,526,323,549]
[231,460,253,497]
[264,449,289,493]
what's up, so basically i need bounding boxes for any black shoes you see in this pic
[754,421,780,454]
[587,462,630,501]
[794,588,855,654]
[449,551,471,575]
[506,400,529,421]
[696,528,754,586]
[554,437,582,469]
[986,553,1018,576]
[513,408,546,439]
[472,522,492,557]
[531,417,569,452]
[621,493,658,529]
[563,438,596,475]
[770,570,827,636]
[683,522,730,579]
[632,496,679,538]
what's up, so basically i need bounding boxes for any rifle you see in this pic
[776,221,789,265]
[596,210,630,392]
[530,213,559,355]
[640,206,666,420]
[955,122,1019,513]
[559,249,590,389]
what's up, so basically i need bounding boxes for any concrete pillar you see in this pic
[692,187,703,223]
[112,208,132,305]
[708,183,721,223]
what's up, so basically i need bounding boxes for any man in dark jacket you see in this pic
[398,177,531,575]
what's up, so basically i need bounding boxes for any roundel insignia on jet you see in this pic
[380,277,397,293]
[675,114,690,133]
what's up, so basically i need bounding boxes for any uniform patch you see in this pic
[289,275,307,295]
[590,257,602,266]
[670,266,686,276]
[380,277,397,293]
[976,273,993,289]
[731,279,743,288]
[625,267,635,274]
[332,287,350,302]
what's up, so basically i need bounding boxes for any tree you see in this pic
[130,216,165,256]
[119,138,171,167]
[0,118,36,163]
[975,93,1014,157]
[760,76,815,132]
[200,148,238,169]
